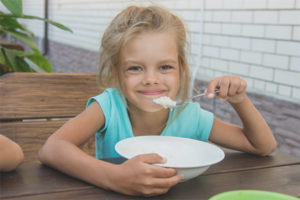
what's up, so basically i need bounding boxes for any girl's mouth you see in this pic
[139,90,165,96]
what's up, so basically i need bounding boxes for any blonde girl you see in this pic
[39,5,277,197]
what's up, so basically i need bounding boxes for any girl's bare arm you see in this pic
[208,76,277,156]
[38,102,182,196]
[38,102,114,189]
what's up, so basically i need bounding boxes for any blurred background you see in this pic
[1,0,300,157]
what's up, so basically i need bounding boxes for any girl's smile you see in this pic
[139,89,165,96]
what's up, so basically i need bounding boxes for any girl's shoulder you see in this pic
[86,88,123,107]
[97,88,121,98]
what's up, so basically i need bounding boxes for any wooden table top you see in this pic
[1,151,300,200]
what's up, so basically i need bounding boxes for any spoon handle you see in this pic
[191,89,220,100]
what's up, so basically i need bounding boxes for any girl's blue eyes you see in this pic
[128,66,142,71]
[127,65,173,71]
[160,65,173,70]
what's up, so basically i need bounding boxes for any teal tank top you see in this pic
[86,88,214,159]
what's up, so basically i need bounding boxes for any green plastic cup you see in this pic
[209,190,299,200]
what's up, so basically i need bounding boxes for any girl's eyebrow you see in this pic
[124,59,177,65]
[158,59,177,65]
[123,60,143,66]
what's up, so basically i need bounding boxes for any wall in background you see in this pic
[200,0,300,103]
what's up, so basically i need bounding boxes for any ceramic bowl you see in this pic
[209,190,299,200]
[115,136,225,182]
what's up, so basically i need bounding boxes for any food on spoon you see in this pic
[153,96,176,108]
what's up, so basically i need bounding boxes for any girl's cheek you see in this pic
[130,75,144,83]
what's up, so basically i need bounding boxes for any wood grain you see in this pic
[1,163,299,200]
[0,164,94,199]
[0,73,100,120]
[0,120,95,163]
[0,73,98,163]
[206,150,300,174]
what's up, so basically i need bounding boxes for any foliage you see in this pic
[0,0,72,75]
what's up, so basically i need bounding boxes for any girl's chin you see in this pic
[140,103,168,112]
[149,107,167,112]
[127,99,168,112]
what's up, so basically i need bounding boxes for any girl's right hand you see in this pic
[108,153,183,197]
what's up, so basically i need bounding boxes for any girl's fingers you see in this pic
[141,174,183,196]
[207,78,221,98]
[135,154,181,178]
[136,164,183,196]
[207,76,247,100]
[237,78,247,94]
[120,155,182,197]
[136,153,166,165]
[152,174,183,187]
[151,166,178,178]
[131,154,178,179]
[217,76,230,100]
[134,154,178,177]
[227,76,241,97]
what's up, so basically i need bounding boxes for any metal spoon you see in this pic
[153,89,220,108]
[174,89,220,107]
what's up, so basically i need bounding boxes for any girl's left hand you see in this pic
[206,75,247,104]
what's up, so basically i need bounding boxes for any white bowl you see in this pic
[115,136,225,182]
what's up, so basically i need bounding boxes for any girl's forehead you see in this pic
[120,32,178,61]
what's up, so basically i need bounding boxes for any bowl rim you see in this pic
[209,190,299,200]
[115,135,225,168]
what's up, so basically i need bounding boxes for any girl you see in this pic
[39,5,277,197]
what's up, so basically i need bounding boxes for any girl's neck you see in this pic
[128,106,169,136]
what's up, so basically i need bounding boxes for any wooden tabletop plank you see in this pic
[0,164,94,199]
[2,165,299,200]
[205,150,300,175]
[171,164,300,200]
[0,120,66,163]
[0,120,95,163]
[1,151,299,199]
[0,73,100,120]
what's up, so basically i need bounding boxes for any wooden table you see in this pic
[1,151,300,200]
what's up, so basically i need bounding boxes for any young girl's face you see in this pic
[119,31,180,112]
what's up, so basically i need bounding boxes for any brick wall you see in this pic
[200,0,300,102]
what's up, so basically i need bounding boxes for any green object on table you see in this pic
[209,190,299,200]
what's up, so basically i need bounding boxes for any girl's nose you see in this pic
[142,70,159,85]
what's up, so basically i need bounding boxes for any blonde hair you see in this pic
[98,5,190,100]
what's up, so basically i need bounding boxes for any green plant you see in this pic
[0,0,72,75]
